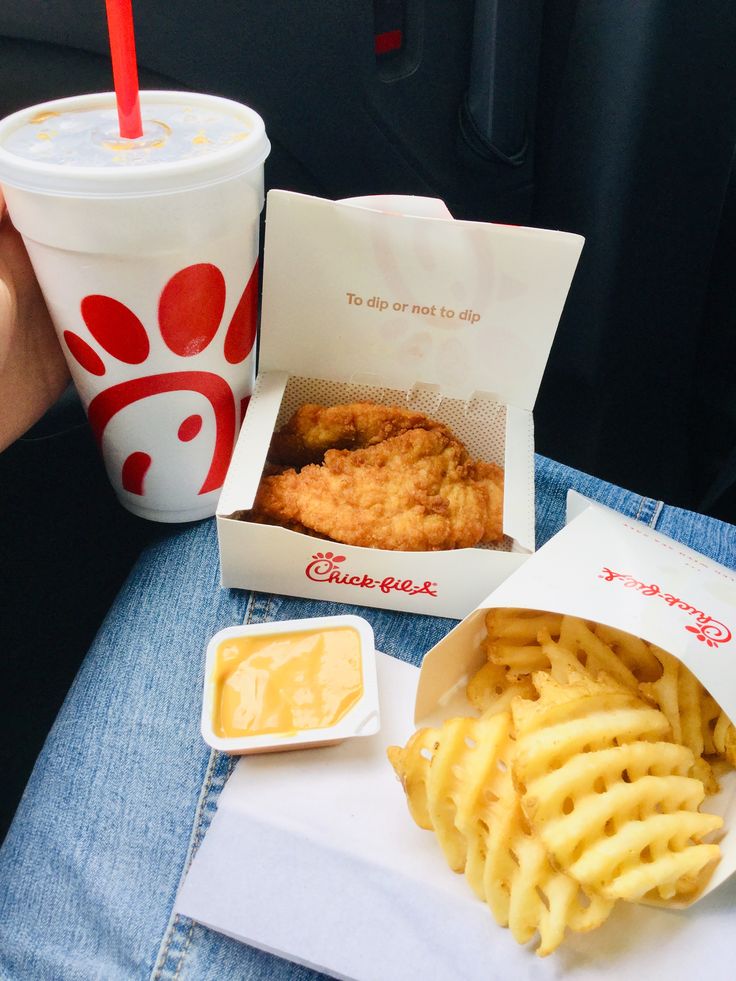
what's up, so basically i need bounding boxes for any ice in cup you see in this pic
[0,91,270,522]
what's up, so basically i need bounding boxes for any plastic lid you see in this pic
[0,90,270,197]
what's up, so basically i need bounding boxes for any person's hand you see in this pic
[0,188,70,450]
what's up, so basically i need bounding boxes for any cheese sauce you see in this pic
[212,627,363,738]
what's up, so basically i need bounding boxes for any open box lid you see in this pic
[259,190,584,408]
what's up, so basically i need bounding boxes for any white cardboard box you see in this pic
[216,190,584,618]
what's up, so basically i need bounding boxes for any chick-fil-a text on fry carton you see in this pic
[216,190,584,618]
[414,503,736,903]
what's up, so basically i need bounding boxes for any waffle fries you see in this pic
[513,672,722,903]
[388,610,732,956]
[486,610,736,788]
[388,712,614,956]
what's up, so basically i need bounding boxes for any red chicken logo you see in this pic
[63,261,257,496]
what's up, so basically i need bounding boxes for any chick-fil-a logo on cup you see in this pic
[305,551,438,598]
[599,567,732,648]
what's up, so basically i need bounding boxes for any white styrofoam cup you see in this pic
[0,90,270,522]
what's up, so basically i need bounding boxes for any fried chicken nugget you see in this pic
[252,428,503,550]
[474,460,505,545]
[269,401,454,467]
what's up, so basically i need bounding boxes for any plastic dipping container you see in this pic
[0,91,270,522]
[202,615,381,754]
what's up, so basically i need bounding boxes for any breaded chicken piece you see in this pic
[474,460,505,544]
[252,428,504,551]
[269,401,454,467]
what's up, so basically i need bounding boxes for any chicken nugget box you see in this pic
[216,190,584,618]
[415,500,736,904]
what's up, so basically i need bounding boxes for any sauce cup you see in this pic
[201,614,380,754]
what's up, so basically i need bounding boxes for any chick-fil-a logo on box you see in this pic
[599,568,732,648]
[305,551,438,598]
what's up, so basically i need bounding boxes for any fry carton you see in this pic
[216,190,584,617]
[414,502,736,903]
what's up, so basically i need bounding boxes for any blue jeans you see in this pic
[1,456,734,980]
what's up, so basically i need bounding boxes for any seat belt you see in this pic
[460,0,544,166]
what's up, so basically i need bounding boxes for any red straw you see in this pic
[105,0,143,139]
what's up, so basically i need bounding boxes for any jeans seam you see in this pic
[634,495,663,527]
[171,922,196,981]
[150,590,271,981]
[150,749,222,980]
